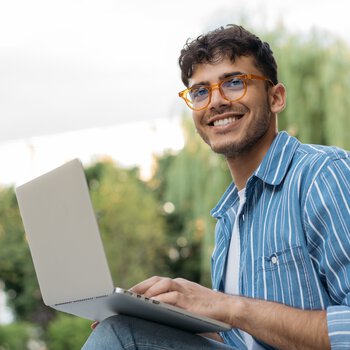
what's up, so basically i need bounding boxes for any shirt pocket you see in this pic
[254,245,321,309]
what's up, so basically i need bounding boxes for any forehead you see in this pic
[189,56,259,86]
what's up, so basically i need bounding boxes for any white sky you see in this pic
[0,0,349,185]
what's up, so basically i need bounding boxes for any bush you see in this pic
[46,314,91,350]
[0,322,33,350]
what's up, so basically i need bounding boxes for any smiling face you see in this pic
[190,55,280,160]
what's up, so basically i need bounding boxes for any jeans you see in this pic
[81,315,237,350]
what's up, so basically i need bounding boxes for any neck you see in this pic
[226,128,278,191]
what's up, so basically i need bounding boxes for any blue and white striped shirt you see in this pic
[211,131,350,350]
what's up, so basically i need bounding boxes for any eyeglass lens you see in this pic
[187,76,245,110]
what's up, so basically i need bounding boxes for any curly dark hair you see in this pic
[178,24,278,87]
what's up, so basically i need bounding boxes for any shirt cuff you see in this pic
[327,305,350,349]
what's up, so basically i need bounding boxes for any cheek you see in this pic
[247,95,271,116]
[192,112,203,127]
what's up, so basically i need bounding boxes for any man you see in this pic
[82,25,350,349]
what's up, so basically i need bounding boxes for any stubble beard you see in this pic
[201,105,273,159]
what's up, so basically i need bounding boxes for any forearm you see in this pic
[226,296,330,350]
[131,276,331,349]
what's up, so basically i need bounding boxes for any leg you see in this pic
[82,315,236,350]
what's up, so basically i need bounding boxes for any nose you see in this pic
[208,86,230,110]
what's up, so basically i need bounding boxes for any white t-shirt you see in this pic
[224,189,264,350]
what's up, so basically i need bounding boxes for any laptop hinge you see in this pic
[54,294,109,306]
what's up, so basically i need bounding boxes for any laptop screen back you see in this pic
[16,159,114,306]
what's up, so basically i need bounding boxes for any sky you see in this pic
[0,0,350,186]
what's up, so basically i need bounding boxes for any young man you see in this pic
[82,25,350,350]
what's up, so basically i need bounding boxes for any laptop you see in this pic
[15,159,231,334]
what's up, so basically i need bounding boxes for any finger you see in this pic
[144,278,184,298]
[91,321,99,330]
[132,277,176,298]
[130,276,163,294]
[152,290,183,307]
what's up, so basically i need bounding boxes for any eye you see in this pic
[189,86,209,101]
[222,77,244,90]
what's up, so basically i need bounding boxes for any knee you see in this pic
[97,314,147,337]
[97,314,130,332]
[82,315,129,349]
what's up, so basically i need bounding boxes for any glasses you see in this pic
[178,73,274,111]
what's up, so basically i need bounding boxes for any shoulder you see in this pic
[296,142,349,163]
[258,131,350,187]
[292,142,350,207]
[293,142,350,180]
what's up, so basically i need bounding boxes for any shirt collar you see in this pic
[211,131,300,219]
[254,131,300,185]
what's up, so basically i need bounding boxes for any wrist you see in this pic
[221,293,248,328]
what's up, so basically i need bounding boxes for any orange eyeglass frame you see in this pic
[178,74,274,111]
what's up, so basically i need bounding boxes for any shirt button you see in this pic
[271,255,278,264]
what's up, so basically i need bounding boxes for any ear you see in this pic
[269,83,286,114]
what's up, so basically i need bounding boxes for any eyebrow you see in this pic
[190,71,245,88]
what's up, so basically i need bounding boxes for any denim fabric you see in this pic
[81,315,237,350]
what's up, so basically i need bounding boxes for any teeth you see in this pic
[213,117,237,127]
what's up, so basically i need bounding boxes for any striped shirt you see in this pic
[210,131,350,350]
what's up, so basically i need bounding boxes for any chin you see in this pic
[210,138,258,158]
[210,142,239,157]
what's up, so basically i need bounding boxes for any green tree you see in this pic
[46,315,91,350]
[149,150,203,283]
[0,187,54,325]
[153,117,231,285]
[266,26,350,149]
[86,159,168,287]
[0,322,34,350]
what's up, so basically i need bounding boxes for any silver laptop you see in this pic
[15,159,230,333]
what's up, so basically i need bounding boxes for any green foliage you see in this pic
[85,160,168,287]
[266,27,350,149]
[0,322,33,350]
[46,314,91,350]
[149,150,203,283]
[0,187,55,325]
[153,117,231,285]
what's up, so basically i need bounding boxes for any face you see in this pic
[189,56,278,159]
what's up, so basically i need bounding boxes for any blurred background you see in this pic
[1,0,350,348]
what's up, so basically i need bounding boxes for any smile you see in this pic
[211,115,244,127]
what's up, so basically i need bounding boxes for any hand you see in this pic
[130,276,231,324]
[91,321,99,330]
